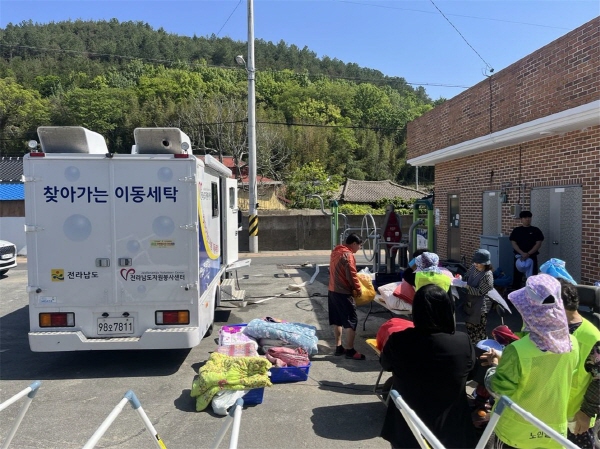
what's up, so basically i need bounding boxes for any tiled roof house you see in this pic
[339,179,427,204]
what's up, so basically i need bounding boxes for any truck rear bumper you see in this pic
[28,327,202,351]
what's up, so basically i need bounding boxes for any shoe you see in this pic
[334,345,346,356]
[345,349,366,360]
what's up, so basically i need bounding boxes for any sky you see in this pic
[0,0,598,100]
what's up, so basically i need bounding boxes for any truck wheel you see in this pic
[204,286,220,338]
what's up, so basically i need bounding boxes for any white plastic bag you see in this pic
[211,390,248,416]
[358,266,376,280]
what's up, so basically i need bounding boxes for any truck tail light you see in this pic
[30,152,46,157]
[39,312,75,327]
[156,310,189,325]
[174,153,189,158]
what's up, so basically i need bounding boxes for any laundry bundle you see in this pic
[190,352,272,412]
[244,319,319,355]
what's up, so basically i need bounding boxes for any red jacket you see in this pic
[328,244,361,295]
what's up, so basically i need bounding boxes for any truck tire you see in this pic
[203,286,220,338]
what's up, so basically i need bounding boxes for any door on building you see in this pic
[482,190,502,235]
[530,186,582,282]
[447,193,461,261]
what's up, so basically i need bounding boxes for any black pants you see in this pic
[512,254,539,289]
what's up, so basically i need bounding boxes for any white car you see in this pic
[0,240,17,275]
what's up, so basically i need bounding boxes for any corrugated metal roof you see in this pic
[339,179,426,203]
[0,157,23,182]
[0,183,24,200]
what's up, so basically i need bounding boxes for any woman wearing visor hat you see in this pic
[480,274,578,449]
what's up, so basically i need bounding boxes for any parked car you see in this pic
[0,240,17,275]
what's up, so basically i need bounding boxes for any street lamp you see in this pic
[235,0,258,253]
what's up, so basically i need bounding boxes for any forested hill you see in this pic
[0,19,436,186]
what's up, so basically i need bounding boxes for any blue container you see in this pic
[242,388,264,405]
[269,363,311,384]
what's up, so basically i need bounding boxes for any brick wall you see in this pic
[406,17,600,284]
[407,17,599,158]
[434,126,599,284]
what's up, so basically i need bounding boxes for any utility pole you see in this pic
[246,0,258,253]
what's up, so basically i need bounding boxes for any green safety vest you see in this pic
[415,272,451,292]
[492,334,579,449]
[568,318,600,419]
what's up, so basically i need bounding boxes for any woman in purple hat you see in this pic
[481,274,579,449]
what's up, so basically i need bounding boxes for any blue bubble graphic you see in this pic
[127,240,141,253]
[64,166,80,182]
[157,167,173,182]
[152,216,175,237]
[63,214,92,241]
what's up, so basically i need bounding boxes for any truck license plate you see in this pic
[97,318,134,335]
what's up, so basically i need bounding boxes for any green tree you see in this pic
[0,78,50,154]
[284,161,342,209]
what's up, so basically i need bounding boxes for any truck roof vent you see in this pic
[37,127,108,154]
[133,128,191,154]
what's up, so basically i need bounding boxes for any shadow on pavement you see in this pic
[311,402,386,441]
[0,305,191,380]
[316,379,378,396]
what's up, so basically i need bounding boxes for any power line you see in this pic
[0,43,468,91]
[262,70,470,89]
[174,119,405,131]
[216,0,243,37]
[337,0,569,30]
[429,0,494,73]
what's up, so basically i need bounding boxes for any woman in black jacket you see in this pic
[380,284,477,449]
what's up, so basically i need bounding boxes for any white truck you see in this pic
[24,126,247,351]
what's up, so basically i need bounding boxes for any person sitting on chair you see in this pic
[380,284,477,449]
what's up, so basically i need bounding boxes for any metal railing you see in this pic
[475,395,578,449]
[82,390,166,449]
[389,390,445,449]
[0,381,42,449]
[209,398,244,449]
[390,390,579,449]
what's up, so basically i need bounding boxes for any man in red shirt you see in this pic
[328,233,365,360]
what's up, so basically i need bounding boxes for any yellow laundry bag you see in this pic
[355,273,376,306]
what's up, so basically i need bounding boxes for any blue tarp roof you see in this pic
[0,183,24,200]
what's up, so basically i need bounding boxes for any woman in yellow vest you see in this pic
[481,274,579,449]
[559,279,600,449]
[414,252,452,292]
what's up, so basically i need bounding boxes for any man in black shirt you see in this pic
[509,210,544,289]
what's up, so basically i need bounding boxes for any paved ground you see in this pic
[0,253,520,449]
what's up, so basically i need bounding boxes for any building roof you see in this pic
[407,100,600,166]
[0,157,23,182]
[339,179,426,203]
[0,183,24,200]
[198,155,280,185]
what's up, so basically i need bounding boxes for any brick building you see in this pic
[406,17,599,284]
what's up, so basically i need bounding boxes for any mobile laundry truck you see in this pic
[24,126,246,351]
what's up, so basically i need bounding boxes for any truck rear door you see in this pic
[25,155,115,307]
[111,156,198,306]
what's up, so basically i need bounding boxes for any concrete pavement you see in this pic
[0,252,519,448]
